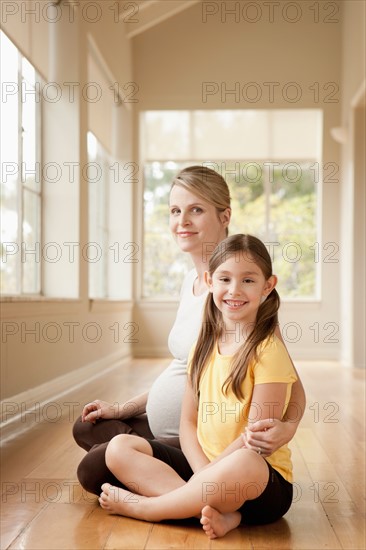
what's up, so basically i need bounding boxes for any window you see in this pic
[87,131,134,301]
[87,132,110,299]
[141,110,322,300]
[1,31,42,295]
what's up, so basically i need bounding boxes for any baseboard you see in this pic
[133,346,170,358]
[0,350,131,445]
[135,345,341,362]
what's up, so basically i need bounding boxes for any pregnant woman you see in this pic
[73,165,305,495]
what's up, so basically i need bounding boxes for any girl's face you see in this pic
[169,185,230,258]
[205,252,277,328]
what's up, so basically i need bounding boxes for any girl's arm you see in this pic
[179,379,210,473]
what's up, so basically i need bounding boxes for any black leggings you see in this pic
[73,414,179,495]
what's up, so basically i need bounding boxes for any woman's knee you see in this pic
[77,443,109,495]
[72,416,94,450]
[77,454,95,493]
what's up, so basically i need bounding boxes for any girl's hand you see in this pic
[81,400,119,423]
[243,419,296,457]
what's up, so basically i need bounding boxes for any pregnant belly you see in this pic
[146,362,187,439]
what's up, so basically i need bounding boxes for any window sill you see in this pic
[1,295,81,303]
[89,299,133,313]
[136,297,322,305]
[1,297,132,319]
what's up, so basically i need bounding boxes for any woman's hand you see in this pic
[81,392,148,424]
[243,418,296,457]
[81,400,120,423]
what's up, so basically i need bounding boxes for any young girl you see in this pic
[99,234,299,538]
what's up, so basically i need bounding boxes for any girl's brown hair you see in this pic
[190,234,280,400]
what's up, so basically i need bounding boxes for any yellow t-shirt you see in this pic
[188,335,297,482]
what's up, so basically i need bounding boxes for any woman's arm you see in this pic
[244,382,305,456]
[275,324,306,423]
[243,327,306,456]
[179,380,210,472]
[81,391,149,423]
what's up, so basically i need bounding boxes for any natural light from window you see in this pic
[141,109,323,300]
[1,31,42,295]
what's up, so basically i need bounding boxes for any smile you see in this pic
[224,300,247,308]
[177,232,198,237]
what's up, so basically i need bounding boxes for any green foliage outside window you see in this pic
[143,161,317,299]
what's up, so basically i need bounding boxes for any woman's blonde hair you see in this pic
[190,234,280,401]
[171,166,231,236]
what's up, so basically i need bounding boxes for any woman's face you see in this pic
[169,185,230,261]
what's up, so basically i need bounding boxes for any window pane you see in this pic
[1,32,20,293]
[22,58,39,192]
[143,112,190,160]
[0,32,42,296]
[193,111,270,159]
[1,181,19,294]
[143,161,193,298]
[218,161,266,240]
[1,32,19,169]
[88,132,108,298]
[22,189,41,293]
[269,163,317,297]
[22,57,36,88]
[88,178,106,298]
[271,110,323,158]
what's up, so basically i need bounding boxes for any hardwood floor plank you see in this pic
[0,502,47,550]
[104,517,154,549]
[8,503,115,550]
[145,521,212,549]
[281,506,342,549]
[323,502,366,550]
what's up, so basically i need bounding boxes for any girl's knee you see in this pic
[236,448,270,482]
[106,434,138,468]
[222,448,268,479]
[108,433,138,448]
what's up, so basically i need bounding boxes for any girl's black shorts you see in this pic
[148,439,293,525]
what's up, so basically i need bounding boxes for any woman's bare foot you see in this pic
[99,483,145,518]
[200,505,242,539]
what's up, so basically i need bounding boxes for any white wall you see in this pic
[339,0,366,368]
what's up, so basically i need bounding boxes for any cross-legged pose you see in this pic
[73,167,305,496]
[99,233,300,538]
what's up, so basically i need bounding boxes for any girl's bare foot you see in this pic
[99,483,144,518]
[200,505,242,539]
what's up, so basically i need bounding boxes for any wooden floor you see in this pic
[1,359,365,550]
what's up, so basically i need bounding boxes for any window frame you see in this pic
[0,31,42,297]
[139,110,322,302]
